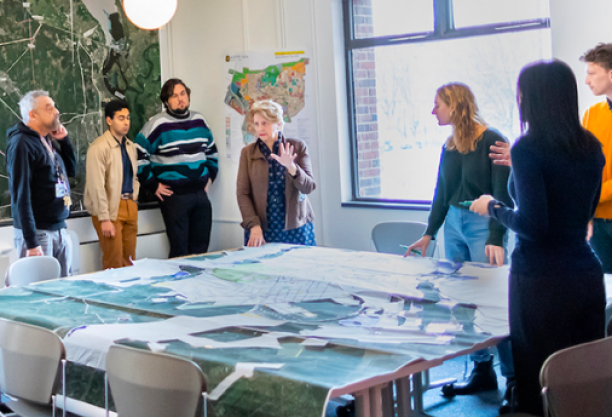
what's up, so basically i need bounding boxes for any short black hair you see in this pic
[160,78,191,107]
[104,99,129,119]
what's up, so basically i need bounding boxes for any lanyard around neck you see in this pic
[40,136,54,158]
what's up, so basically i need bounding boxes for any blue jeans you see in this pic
[444,206,513,378]
[444,206,508,264]
[590,218,612,273]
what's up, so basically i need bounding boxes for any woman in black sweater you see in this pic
[471,60,606,415]
[406,83,514,400]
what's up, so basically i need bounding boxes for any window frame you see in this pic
[343,0,550,207]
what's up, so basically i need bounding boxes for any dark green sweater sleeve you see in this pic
[425,148,449,238]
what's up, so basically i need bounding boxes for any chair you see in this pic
[538,336,612,417]
[0,318,66,417]
[105,345,207,417]
[371,222,437,257]
[5,257,61,287]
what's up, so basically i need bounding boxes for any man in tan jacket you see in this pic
[84,100,139,269]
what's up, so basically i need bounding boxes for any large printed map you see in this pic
[0,0,161,219]
[225,58,308,123]
[223,51,315,163]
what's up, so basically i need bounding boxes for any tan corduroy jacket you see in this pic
[237,136,316,231]
[84,130,140,221]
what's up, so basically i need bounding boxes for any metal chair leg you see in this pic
[105,372,109,417]
[61,359,66,417]
[203,392,208,417]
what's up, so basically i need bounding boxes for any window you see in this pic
[344,0,551,204]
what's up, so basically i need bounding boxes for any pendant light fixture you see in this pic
[123,0,178,30]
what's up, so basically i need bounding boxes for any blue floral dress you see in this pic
[244,138,316,246]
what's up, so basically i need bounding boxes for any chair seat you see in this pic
[4,399,53,417]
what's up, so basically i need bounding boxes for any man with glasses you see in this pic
[6,90,76,276]
[135,78,219,257]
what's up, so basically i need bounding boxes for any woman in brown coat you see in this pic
[236,100,316,247]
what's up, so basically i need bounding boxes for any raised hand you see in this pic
[50,124,68,140]
[270,143,297,175]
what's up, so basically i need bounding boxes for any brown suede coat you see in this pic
[237,136,316,231]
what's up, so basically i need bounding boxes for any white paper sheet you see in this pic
[208,363,284,401]
[65,313,286,369]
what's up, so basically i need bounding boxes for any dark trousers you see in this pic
[159,190,212,258]
[590,218,612,273]
[509,270,605,415]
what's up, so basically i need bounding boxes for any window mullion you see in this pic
[434,0,454,36]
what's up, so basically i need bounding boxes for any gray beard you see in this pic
[47,117,60,131]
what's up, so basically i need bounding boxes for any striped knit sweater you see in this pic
[135,110,219,194]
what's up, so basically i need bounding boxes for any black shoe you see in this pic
[441,355,498,397]
[498,379,517,415]
[336,400,355,417]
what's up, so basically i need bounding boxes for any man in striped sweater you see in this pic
[135,79,219,257]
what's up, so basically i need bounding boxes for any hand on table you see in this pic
[485,245,505,267]
[404,235,431,257]
[247,226,266,247]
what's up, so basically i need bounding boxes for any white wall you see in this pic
[2,0,609,277]
[549,0,612,113]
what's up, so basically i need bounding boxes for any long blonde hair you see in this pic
[437,83,486,154]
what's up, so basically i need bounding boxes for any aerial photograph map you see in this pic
[0,0,161,220]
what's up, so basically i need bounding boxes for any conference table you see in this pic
[0,244,513,417]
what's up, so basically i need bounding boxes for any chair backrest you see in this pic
[106,345,206,417]
[6,256,61,287]
[0,318,65,404]
[371,222,437,257]
[67,229,81,276]
[539,336,612,417]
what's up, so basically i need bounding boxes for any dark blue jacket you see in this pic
[6,123,76,249]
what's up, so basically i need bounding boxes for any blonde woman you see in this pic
[406,83,512,265]
[237,100,316,247]
[406,83,514,404]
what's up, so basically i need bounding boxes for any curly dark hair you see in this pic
[160,78,191,107]
[580,43,612,71]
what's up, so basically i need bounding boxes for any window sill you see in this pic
[341,200,432,211]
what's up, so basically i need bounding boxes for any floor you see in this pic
[327,355,508,417]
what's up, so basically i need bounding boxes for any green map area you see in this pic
[0,0,161,220]
[224,58,308,143]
